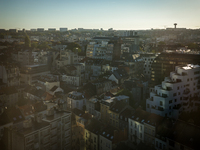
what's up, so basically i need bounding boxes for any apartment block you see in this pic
[146,64,200,119]
[20,64,50,85]
[0,63,20,87]
[67,91,86,110]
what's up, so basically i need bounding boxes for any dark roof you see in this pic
[129,108,151,124]
[0,86,18,95]
[5,107,25,124]
[113,68,128,80]
[109,101,127,114]
[32,102,47,113]
[78,82,96,99]
[85,118,104,135]
[50,86,58,92]
[72,108,85,117]
[120,107,135,121]
[24,86,46,98]
[100,125,118,141]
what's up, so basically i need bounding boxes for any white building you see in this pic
[67,91,86,110]
[61,75,81,86]
[146,64,200,119]
[86,41,114,60]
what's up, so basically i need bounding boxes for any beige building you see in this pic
[84,119,104,150]
[52,50,78,70]
[100,95,129,124]
[20,64,50,85]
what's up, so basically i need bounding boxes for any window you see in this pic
[147,104,150,108]
[177,86,179,90]
[169,100,172,104]
[173,93,176,96]
[140,133,142,139]
[175,99,177,102]
[140,126,142,130]
[160,101,163,106]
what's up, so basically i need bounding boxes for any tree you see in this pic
[25,34,31,48]
[31,42,38,49]
[66,42,81,52]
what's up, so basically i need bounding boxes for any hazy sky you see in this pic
[0,0,200,30]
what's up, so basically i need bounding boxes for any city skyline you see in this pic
[1,0,200,30]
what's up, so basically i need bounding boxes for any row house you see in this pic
[91,79,112,95]
[100,95,129,124]
[67,91,86,111]
[86,98,101,120]
[128,108,163,146]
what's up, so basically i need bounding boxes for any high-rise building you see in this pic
[150,52,200,87]
[146,64,200,119]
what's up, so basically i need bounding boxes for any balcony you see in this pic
[183,102,188,106]
[158,106,164,111]
[173,104,181,110]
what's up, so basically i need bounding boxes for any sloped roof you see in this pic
[18,104,34,117]
[113,68,128,80]
[50,86,58,92]
[109,101,127,114]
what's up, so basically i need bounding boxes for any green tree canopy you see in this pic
[24,34,31,48]
[67,42,81,52]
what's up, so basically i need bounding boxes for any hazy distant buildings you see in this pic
[30,29,37,32]
[60,28,68,32]
[48,28,56,31]
[8,29,18,33]
[37,28,44,32]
